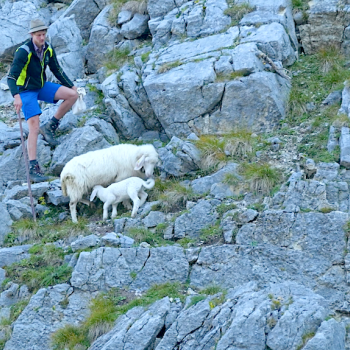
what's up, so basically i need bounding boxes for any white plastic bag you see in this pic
[72,87,87,115]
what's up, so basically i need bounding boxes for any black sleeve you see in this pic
[7,48,29,97]
[48,46,74,88]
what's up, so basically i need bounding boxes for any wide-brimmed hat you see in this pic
[28,19,48,34]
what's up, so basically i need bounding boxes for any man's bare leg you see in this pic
[27,115,40,160]
[54,86,78,120]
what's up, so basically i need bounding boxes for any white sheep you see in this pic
[60,144,159,223]
[90,177,155,220]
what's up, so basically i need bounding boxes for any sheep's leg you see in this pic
[139,190,148,207]
[69,201,78,223]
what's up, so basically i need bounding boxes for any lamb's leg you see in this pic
[80,199,91,206]
[111,203,118,219]
[129,193,141,218]
[123,199,132,210]
[103,202,110,220]
[69,201,78,223]
[139,190,148,207]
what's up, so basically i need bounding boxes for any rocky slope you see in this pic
[1,0,350,349]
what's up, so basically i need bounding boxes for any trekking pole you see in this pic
[17,111,36,222]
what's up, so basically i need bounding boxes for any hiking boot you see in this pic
[39,119,59,146]
[29,163,49,183]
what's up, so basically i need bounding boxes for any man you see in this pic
[7,18,78,182]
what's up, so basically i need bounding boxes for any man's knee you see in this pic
[70,90,79,102]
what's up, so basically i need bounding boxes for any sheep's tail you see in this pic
[61,174,75,197]
[143,178,155,190]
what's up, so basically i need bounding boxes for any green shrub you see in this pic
[158,60,183,73]
[187,295,207,308]
[4,244,72,292]
[126,227,169,246]
[104,47,131,71]
[51,282,185,349]
[200,223,223,243]
[239,162,282,195]
[224,1,255,25]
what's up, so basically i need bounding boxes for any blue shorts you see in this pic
[20,82,61,120]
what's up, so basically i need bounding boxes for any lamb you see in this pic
[90,177,155,220]
[60,144,159,223]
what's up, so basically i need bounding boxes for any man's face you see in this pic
[31,30,47,48]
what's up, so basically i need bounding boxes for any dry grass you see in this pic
[224,1,255,25]
[223,130,254,158]
[158,60,183,74]
[195,135,226,170]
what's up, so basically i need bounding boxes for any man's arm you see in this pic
[7,48,28,97]
[8,48,29,113]
[48,47,74,88]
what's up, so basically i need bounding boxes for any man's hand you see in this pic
[14,94,22,114]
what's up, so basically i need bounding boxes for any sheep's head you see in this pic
[134,147,159,178]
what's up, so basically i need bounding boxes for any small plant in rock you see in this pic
[223,130,256,160]
[156,181,200,213]
[224,1,255,25]
[215,70,244,82]
[7,216,89,246]
[51,282,185,349]
[4,244,72,292]
[216,203,237,217]
[195,135,226,170]
[141,51,151,62]
[296,332,316,350]
[239,162,282,195]
[126,227,168,246]
[158,60,183,74]
[176,237,196,248]
[200,285,225,295]
[209,293,226,309]
[104,47,131,71]
[200,223,223,243]
[187,295,207,308]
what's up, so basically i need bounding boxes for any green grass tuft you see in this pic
[104,47,131,71]
[224,1,255,25]
[158,60,183,74]
[239,162,283,195]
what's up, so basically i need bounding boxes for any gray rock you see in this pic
[95,297,170,350]
[191,162,239,195]
[0,245,32,268]
[117,233,135,248]
[340,127,350,169]
[118,10,133,25]
[46,189,70,206]
[191,71,290,135]
[0,283,21,307]
[327,126,339,153]
[114,217,127,233]
[119,68,161,130]
[0,203,13,246]
[322,90,342,106]
[220,216,237,244]
[0,140,51,183]
[71,246,189,291]
[4,284,91,350]
[86,5,122,73]
[6,200,33,221]
[231,43,265,75]
[174,200,218,239]
[101,232,120,246]
[50,126,110,175]
[0,1,48,58]
[210,182,235,199]
[239,209,259,223]
[241,22,296,66]
[302,319,345,350]
[158,136,201,177]
[60,0,107,39]
[47,15,84,81]
[121,13,150,39]
[314,162,339,182]
[3,183,50,202]
[142,211,166,228]
[71,234,100,252]
[85,117,120,144]
[339,86,350,115]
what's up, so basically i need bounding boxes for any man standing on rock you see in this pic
[7,19,78,182]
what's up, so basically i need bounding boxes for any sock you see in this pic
[29,159,38,167]
[51,116,60,125]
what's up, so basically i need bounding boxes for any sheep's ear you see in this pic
[134,155,146,170]
[90,188,97,202]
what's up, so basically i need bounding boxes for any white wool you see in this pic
[60,143,159,222]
